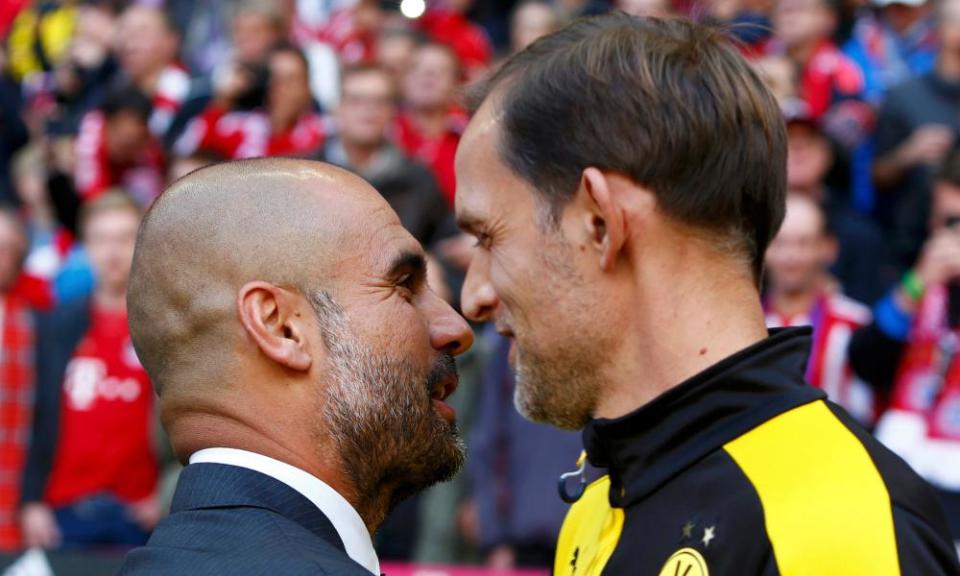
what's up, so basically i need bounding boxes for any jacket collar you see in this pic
[583,327,824,507]
[171,462,347,553]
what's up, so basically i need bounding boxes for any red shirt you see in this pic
[177,104,326,160]
[394,110,467,206]
[765,292,876,424]
[44,306,156,507]
[417,10,492,75]
[74,111,166,207]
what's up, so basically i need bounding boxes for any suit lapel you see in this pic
[171,463,347,553]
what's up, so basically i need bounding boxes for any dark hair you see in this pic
[270,42,310,74]
[470,13,787,281]
[101,86,153,123]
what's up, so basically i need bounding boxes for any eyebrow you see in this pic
[455,212,483,235]
[386,250,427,282]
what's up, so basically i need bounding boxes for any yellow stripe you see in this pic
[554,475,625,576]
[725,400,900,576]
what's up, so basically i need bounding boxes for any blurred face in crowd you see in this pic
[765,195,836,296]
[378,32,417,84]
[233,12,283,65]
[457,106,619,430]
[403,46,459,111]
[883,3,928,35]
[117,6,178,82]
[752,57,797,104]
[617,0,672,17]
[268,50,312,124]
[511,2,560,53]
[774,0,836,49]
[338,69,396,148]
[939,0,960,54]
[105,111,150,166]
[85,206,140,295]
[786,121,832,191]
[0,213,26,293]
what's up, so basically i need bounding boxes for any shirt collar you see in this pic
[583,327,823,507]
[189,448,380,575]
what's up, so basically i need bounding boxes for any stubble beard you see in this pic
[309,290,465,516]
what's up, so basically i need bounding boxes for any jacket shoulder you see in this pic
[119,506,370,576]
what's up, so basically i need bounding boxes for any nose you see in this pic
[461,251,498,323]
[428,294,474,357]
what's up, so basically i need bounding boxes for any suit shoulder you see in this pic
[120,507,369,576]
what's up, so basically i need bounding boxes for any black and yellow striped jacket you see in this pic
[555,328,960,576]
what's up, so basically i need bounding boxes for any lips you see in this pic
[431,374,459,402]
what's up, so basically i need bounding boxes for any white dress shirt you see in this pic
[189,447,380,575]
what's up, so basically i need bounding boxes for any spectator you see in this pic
[21,192,159,550]
[324,65,456,249]
[467,332,587,569]
[11,147,74,288]
[378,27,419,87]
[764,193,876,424]
[6,0,77,83]
[175,44,325,160]
[874,0,960,234]
[509,1,561,54]
[75,87,166,208]
[844,0,937,104]
[0,208,34,553]
[115,5,189,140]
[784,101,894,303]
[851,148,960,542]
[617,0,673,17]
[417,0,493,80]
[396,43,467,206]
[230,0,288,68]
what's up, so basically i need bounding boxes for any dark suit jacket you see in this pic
[119,463,374,575]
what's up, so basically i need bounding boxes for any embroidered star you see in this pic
[682,521,695,539]
[702,526,716,547]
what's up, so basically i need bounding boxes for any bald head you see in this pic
[127,158,393,396]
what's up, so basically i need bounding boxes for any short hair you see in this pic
[270,41,310,73]
[79,191,143,239]
[470,13,787,282]
[101,86,153,123]
[233,0,285,29]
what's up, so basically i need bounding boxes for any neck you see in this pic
[787,39,821,66]
[769,283,823,319]
[790,183,827,202]
[167,397,386,534]
[938,49,960,80]
[270,109,300,135]
[595,242,768,419]
[342,140,382,171]
[406,106,448,138]
[94,285,127,311]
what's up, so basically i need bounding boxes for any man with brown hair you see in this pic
[456,13,960,575]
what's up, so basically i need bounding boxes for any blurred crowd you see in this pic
[0,0,959,570]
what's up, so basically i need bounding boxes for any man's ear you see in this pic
[579,167,627,272]
[237,282,312,372]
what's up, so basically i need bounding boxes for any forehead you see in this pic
[455,103,539,225]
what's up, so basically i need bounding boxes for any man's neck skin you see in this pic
[165,389,389,535]
[94,283,128,311]
[769,280,824,320]
[406,104,449,139]
[343,139,382,172]
[593,237,769,421]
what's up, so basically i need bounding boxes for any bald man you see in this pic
[118,159,473,575]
